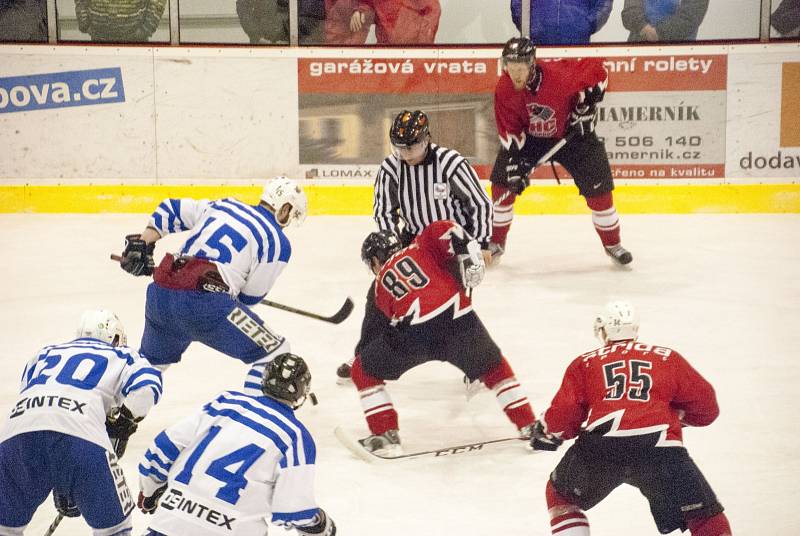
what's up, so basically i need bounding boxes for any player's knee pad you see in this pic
[546,481,590,535]
[90,515,133,536]
[688,512,732,536]
[0,524,25,536]
[480,356,514,388]
[351,356,385,390]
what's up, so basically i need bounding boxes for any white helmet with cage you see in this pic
[593,301,639,344]
[260,176,308,228]
[76,309,127,347]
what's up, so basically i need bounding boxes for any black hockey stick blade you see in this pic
[334,426,528,463]
[261,297,354,324]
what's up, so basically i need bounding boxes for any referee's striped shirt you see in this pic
[373,143,493,247]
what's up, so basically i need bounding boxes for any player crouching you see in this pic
[137,353,336,536]
[0,310,162,536]
[530,301,732,536]
[350,220,537,456]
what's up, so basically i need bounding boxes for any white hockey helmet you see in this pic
[260,176,307,227]
[593,301,639,343]
[76,309,127,347]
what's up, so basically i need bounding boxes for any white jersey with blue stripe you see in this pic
[139,391,319,536]
[0,338,163,452]
[149,198,291,306]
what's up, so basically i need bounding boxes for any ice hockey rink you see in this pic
[1,212,798,535]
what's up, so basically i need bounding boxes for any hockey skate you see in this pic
[488,242,505,266]
[336,362,352,385]
[518,423,536,440]
[463,374,486,400]
[358,429,402,457]
[604,244,633,266]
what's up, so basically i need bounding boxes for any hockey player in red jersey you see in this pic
[530,301,732,536]
[349,220,536,456]
[489,37,632,266]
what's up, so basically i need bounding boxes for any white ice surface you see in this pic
[0,214,798,535]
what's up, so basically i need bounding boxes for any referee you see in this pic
[374,110,493,257]
[336,110,494,382]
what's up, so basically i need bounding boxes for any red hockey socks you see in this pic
[546,481,590,535]
[351,356,398,435]
[585,192,621,247]
[490,183,516,247]
[688,513,732,536]
[480,357,535,431]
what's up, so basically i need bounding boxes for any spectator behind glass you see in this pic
[771,0,800,37]
[325,0,440,44]
[510,0,612,45]
[621,0,709,41]
[74,0,167,42]
[0,0,47,42]
[237,0,324,44]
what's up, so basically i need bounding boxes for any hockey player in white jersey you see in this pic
[117,177,307,370]
[137,353,336,536]
[0,310,163,535]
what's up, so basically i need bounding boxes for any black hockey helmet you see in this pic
[502,36,536,63]
[261,353,312,409]
[389,110,430,147]
[361,231,402,268]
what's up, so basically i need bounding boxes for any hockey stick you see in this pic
[43,513,63,536]
[494,131,577,207]
[110,254,354,324]
[259,297,354,325]
[334,426,528,463]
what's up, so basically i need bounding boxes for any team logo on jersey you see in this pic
[433,183,449,199]
[9,395,87,418]
[526,103,557,137]
[160,488,237,530]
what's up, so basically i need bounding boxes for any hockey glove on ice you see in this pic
[106,405,141,458]
[120,234,155,276]
[138,484,168,514]
[530,420,564,451]
[53,493,80,518]
[506,154,535,195]
[297,509,337,536]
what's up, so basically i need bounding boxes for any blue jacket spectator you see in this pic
[511,0,612,45]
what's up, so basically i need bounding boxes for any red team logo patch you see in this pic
[526,103,557,137]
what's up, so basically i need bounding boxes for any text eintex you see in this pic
[0,67,125,113]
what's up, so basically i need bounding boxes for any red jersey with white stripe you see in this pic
[374,220,471,325]
[495,58,608,150]
[543,340,719,446]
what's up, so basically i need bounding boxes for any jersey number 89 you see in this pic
[380,257,430,299]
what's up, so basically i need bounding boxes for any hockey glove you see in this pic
[529,420,564,451]
[457,243,485,289]
[297,509,337,536]
[53,493,80,518]
[138,485,168,514]
[569,83,605,137]
[120,234,155,276]
[106,406,141,458]
[505,154,534,195]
